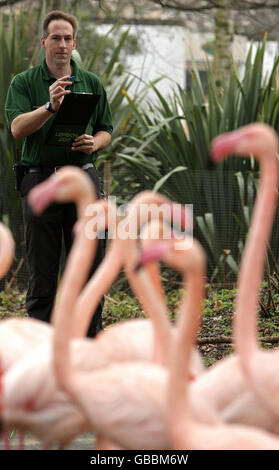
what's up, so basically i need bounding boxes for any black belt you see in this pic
[26,163,94,174]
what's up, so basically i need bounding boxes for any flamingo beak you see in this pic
[28,176,62,215]
[134,240,173,272]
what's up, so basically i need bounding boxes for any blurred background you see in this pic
[1,0,279,290]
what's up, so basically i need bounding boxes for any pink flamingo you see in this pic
[211,123,279,418]
[174,124,279,436]
[181,125,279,436]
[143,236,279,449]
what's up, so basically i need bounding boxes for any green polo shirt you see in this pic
[5,59,113,167]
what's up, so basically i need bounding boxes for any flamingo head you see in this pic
[136,234,206,276]
[129,190,193,234]
[134,239,173,272]
[28,166,97,216]
[211,123,279,163]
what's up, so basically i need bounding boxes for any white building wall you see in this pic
[97,24,186,100]
[96,24,278,97]
[250,41,279,79]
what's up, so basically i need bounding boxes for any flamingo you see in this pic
[211,123,279,418]
[179,122,279,438]
[173,123,279,437]
[143,236,279,449]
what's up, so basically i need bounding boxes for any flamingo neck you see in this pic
[167,271,204,440]
[129,267,171,366]
[52,207,97,394]
[234,153,279,363]
[71,239,124,337]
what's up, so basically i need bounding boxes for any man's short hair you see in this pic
[42,10,78,39]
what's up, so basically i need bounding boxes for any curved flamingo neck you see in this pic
[167,268,205,442]
[52,209,97,393]
[71,238,124,337]
[127,265,171,366]
[234,152,279,363]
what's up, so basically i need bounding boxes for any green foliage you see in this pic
[0,7,44,277]
[0,289,26,319]
[114,38,279,282]
[203,357,217,367]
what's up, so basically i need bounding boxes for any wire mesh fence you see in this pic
[2,164,279,292]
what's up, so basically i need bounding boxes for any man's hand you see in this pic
[71,131,111,155]
[49,75,72,112]
[71,134,96,155]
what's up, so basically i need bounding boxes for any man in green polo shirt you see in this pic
[5,10,113,337]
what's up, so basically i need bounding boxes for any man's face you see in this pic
[41,19,76,68]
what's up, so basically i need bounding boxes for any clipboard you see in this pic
[45,92,101,146]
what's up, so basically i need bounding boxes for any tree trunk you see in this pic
[213,0,234,87]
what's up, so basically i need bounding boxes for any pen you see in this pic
[67,75,75,81]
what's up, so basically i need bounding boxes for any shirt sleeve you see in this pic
[93,81,113,135]
[5,74,32,129]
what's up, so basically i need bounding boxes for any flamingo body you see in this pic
[0,318,52,372]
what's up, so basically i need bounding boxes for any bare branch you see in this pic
[198,335,279,345]
[148,0,279,11]
[151,0,217,12]
[0,0,24,6]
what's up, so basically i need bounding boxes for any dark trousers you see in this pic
[20,166,104,338]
